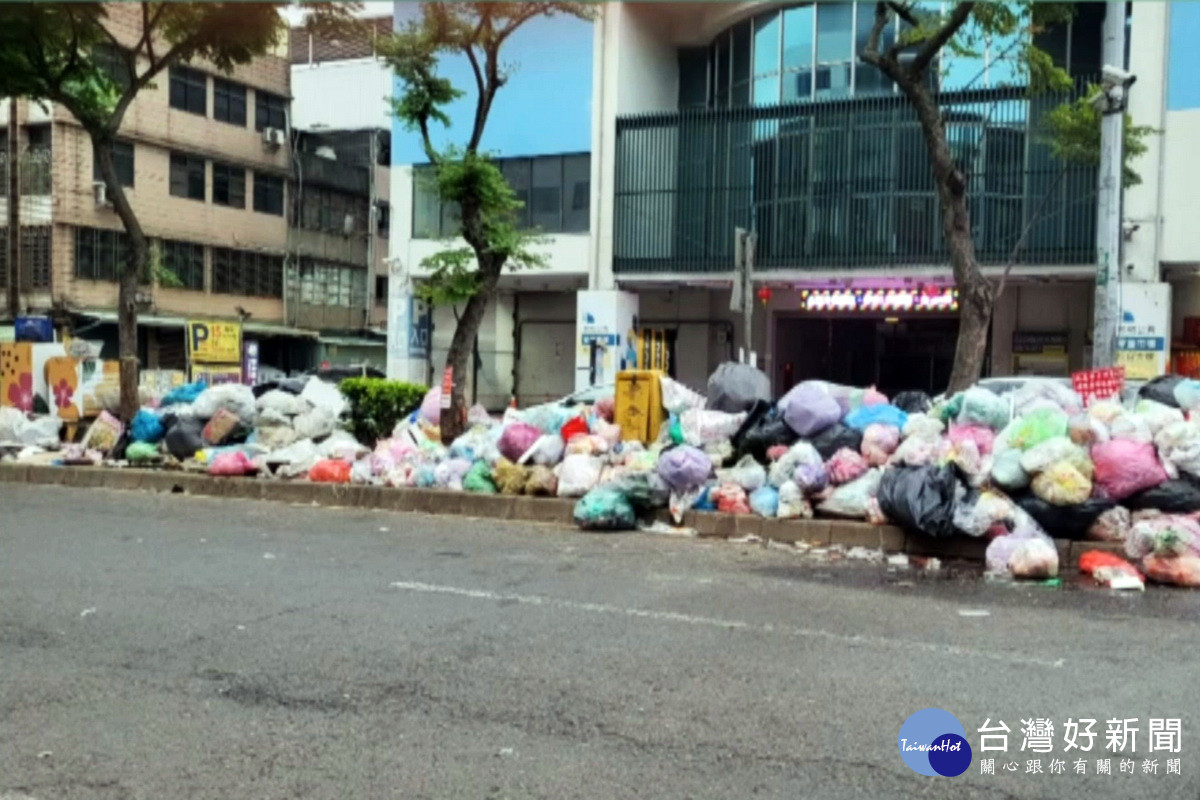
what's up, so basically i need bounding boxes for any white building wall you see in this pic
[290,59,394,131]
[1160,109,1200,266]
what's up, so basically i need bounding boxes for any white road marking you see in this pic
[388,580,1065,670]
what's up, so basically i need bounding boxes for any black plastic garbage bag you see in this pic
[607,470,670,512]
[1138,375,1184,408]
[892,390,933,415]
[735,409,799,465]
[706,362,771,413]
[810,423,863,461]
[877,464,963,539]
[110,430,132,461]
[164,418,205,460]
[1012,493,1116,540]
[1125,477,1200,514]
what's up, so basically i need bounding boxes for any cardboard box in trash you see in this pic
[1,341,68,414]
[615,369,666,444]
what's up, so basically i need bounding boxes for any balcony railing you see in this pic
[613,81,1098,274]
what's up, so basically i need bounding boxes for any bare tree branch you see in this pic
[886,1,919,27]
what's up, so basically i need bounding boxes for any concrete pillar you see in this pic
[1123,2,1171,284]
[574,289,638,391]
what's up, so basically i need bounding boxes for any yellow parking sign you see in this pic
[186,320,242,364]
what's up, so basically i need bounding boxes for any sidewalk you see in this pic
[0,463,1120,565]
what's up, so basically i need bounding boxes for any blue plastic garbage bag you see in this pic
[161,381,206,407]
[749,485,780,518]
[131,409,165,443]
[844,404,908,432]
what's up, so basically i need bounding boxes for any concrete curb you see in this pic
[0,463,1118,564]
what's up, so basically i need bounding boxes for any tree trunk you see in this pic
[439,264,501,444]
[92,135,148,422]
[904,83,994,395]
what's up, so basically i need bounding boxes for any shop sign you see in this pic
[440,366,453,409]
[191,363,243,385]
[799,288,959,313]
[1115,283,1171,380]
[186,320,242,364]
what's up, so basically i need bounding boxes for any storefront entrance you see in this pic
[774,316,960,397]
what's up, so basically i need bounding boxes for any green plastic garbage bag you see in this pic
[462,460,498,494]
[573,487,637,531]
[126,441,160,462]
[1004,407,1069,451]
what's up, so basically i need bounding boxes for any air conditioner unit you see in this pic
[342,214,356,236]
[92,180,111,207]
[261,127,285,148]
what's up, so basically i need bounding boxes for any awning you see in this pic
[318,335,387,348]
[77,310,320,339]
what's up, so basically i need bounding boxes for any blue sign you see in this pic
[1116,337,1165,352]
[408,296,431,359]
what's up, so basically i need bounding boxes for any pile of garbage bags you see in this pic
[4,360,1198,589]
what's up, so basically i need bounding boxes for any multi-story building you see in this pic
[388,0,1200,403]
[288,16,394,370]
[0,4,318,375]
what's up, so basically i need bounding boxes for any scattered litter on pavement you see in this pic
[263,553,276,560]
[886,554,910,569]
[79,608,95,618]
[728,534,763,545]
[638,520,698,537]
[957,609,991,617]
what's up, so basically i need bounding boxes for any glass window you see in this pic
[162,240,205,291]
[73,227,128,282]
[732,20,751,86]
[782,6,814,71]
[714,35,730,106]
[411,167,441,238]
[855,3,893,66]
[754,73,781,105]
[93,140,134,187]
[531,157,563,232]
[501,159,532,229]
[782,71,813,102]
[754,11,781,76]
[92,43,131,92]
[169,67,206,115]
[212,163,246,208]
[253,172,284,215]
[213,78,247,126]
[816,2,854,64]
[816,63,852,98]
[169,153,205,201]
[255,90,288,132]
[562,154,589,233]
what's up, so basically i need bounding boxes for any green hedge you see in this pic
[340,377,427,446]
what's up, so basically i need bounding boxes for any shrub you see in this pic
[340,377,427,446]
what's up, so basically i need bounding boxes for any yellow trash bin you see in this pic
[615,369,666,444]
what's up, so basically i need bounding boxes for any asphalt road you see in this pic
[2,484,1198,800]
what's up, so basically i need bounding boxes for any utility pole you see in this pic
[731,227,757,365]
[6,97,20,320]
[1092,1,1130,368]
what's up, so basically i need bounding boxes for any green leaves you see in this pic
[1043,88,1156,188]
[339,377,428,445]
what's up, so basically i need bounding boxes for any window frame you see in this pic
[213,77,248,126]
[252,172,285,216]
[93,140,135,188]
[212,162,246,208]
[169,66,207,115]
[169,152,206,201]
[254,90,288,132]
[161,240,206,291]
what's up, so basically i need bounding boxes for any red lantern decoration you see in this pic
[756,285,773,306]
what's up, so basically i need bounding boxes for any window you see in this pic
[213,78,247,126]
[376,201,390,237]
[212,163,246,208]
[411,167,441,238]
[161,240,205,291]
[0,227,52,290]
[501,159,532,229]
[531,157,563,232]
[92,43,131,92]
[375,275,388,304]
[93,140,135,188]
[169,153,206,201]
[253,172,284,215]
[562,154,590,233]
[74,226,130,282]
[212,247,283,297]
[169,66,206,115]
[298,261,367,308]
[255,90,287,132]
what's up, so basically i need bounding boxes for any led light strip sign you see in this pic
[798,288,960,313]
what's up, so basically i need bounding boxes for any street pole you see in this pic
[6,97,20,320]
[1091,0,1128,368]
[743,230,756,367]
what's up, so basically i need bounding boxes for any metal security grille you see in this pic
[613,79,1097,273]
[0,226,52,290]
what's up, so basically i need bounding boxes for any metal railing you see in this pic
[613,80,1098,273]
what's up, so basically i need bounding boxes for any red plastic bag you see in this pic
[712,483,750,515]
[1091,439,1169,500]
[309,458,352,483]
[1078,550,1143,580]
[560,416,589,443]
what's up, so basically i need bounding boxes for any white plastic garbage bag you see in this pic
[556,454,603,498]
[292,406,337,441]
[300,377,347,419]
[192,383,257,423]
[256,389,307,417]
